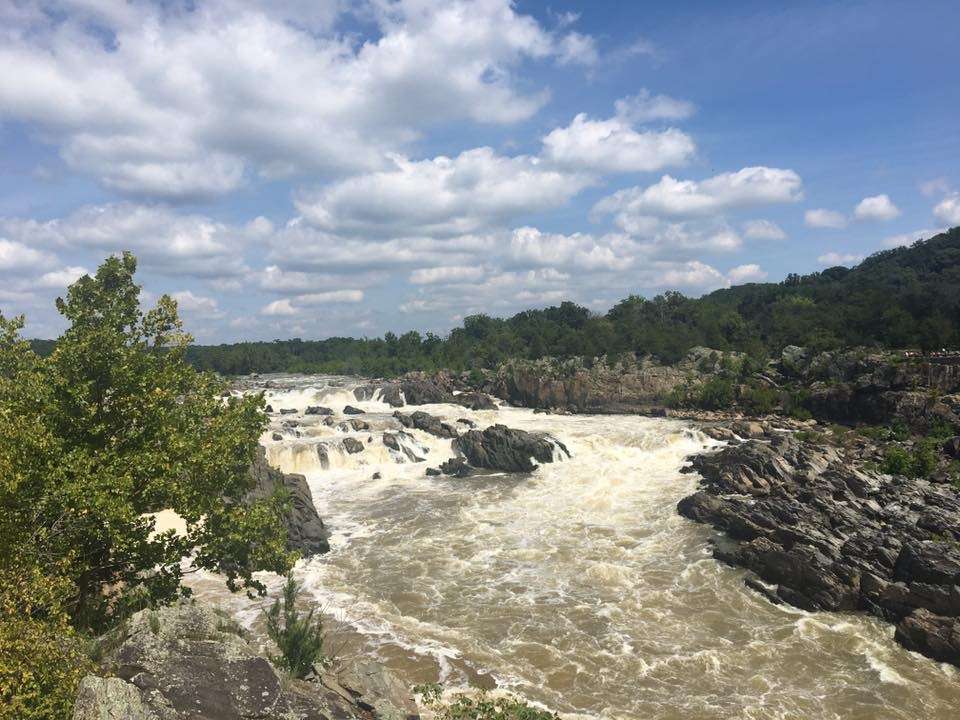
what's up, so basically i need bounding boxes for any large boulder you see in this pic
[246,446,329,556]
[453,424,570,473]
[74,603,419,720]
[394,410,458,439]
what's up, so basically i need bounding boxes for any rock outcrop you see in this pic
[452,424,570,473]
[246,446,329,556]
[72,603,419,720]
[678,428,960,667]
[394,410,458,439]
[484,354,697,413]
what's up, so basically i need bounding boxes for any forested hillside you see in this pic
[34,227,958,377]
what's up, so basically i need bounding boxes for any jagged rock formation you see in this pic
[452,424,570,474]
[394,410,458,439]
[72,603,419,720]
[246,446,329,556]
[484,354,697,412]
[678,429,960,667]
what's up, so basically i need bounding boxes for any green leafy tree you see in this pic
[1,253,294,633]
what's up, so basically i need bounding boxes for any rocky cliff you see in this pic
[678,422,960,667]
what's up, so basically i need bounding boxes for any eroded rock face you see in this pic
[487,356,691,413]
[678,429,960,666]
[453,424,570,473]
[394,410,458,439]
[246,446,329,556]
[73,603,419,720]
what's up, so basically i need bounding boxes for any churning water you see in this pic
[189,375,959,719]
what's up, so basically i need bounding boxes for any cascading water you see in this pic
[189,375,960,720]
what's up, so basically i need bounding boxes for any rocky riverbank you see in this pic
[677,416,960,667]
[72,602,420,720]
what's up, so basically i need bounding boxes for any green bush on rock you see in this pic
[264,574,328,678]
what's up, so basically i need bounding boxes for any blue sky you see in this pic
[1,0,958,342]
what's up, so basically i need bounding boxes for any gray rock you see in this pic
[305,405,334,416]
[453,424,570,473]
[246,446,329,556]
[78,604,417,720]
[342,438,364,454]
[394,410,458,439]
[72,676,155,720]
[343,405,365,415]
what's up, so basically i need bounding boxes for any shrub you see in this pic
[0,563,92,720]
[881,446,913,475]
[739,383,779,414]
[264,574,327,678]
[881,440,939,479]
[415,684,560,720]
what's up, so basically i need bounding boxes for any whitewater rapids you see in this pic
[187,375,959,719]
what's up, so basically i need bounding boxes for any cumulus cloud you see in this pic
[0,203,249,279]
[410,266,486,284]
[613,90,696,123]
[934,194,960,225]
[658,260,727,289]
[727,263,767,283]
[0,238,57,272]
[742,219,787,240]
[595,167,802,224]
[171,290,223,319]
[508,226,630,271]
[542,101,695,174]
[818,252,863,265]
[296,148,591,237]
[0,0,596,200]
[36,265,89,289]
[805,208,848,229]
[854,194,900,221]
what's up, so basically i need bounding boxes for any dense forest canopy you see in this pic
[31,227,960,377]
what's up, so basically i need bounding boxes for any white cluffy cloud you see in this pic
[0,0,597,200]
[854,194,900,221]
[594,167,802,235]
[727,263,767,283]
[296,148,592,238]
[881,227,946,248]
[542,91,696,174]
[934,194,960,225]
[742,219,787,240]
[0,203,250,279]
[805,208,848,229]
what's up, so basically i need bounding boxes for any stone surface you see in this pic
[246,446,330,556]
[679,426,960,667]
[393,410,458,439]
[76,603,419,720]
[453,424,570,473]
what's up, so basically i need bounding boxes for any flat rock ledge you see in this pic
[73,602,419,720]
[677,424,960,667]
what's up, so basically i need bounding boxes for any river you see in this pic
[187,374,959,719]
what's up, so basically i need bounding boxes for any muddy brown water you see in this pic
[188,376,959,719]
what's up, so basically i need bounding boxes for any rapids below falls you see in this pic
[187,375,959,719]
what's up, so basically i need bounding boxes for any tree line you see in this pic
[179,227,960,376]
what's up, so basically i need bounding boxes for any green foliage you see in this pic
[881,440,940,479]
[264,574,327,678]
[739,383,779,414]
[0,562,93,720]
[1,254,295,631]
[154,228,960,376]
[415,684,560,720]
